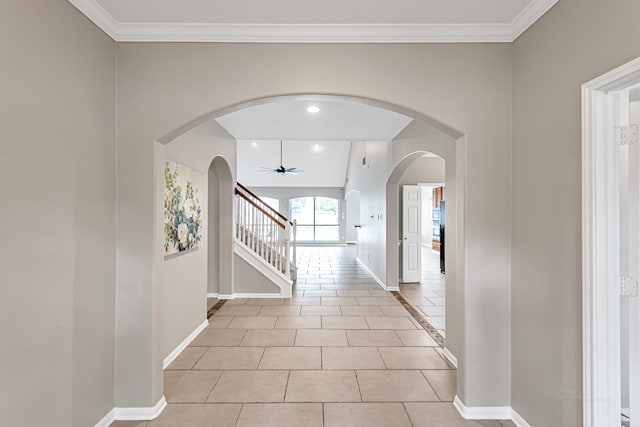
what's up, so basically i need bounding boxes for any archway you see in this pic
[146,93,475,421]
[207,156,234,297]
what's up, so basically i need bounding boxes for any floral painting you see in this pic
[164,160,203,256]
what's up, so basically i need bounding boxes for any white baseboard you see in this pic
[115,396,167,421]
[443,347,458,368]
[511,408,532,427]
[355,257,388,290]
[453,396,512,420]
[234,293,283,298]
[209,292,282,299]
[94,408,115,427]
[163,319,209,369]
[207,292,219,298]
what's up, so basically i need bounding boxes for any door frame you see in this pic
[582,55,640,427]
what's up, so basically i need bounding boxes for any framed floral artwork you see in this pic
[164,160,203,256]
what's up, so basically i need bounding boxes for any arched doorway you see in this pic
[386,150,454,356]
[207,156,234,297]
[146,94,480,421]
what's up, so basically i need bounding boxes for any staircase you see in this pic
[234,183,297,297]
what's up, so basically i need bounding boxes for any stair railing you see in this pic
[235,183,297,280]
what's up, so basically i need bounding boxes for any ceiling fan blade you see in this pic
[286,172,299,175]
[286,168,304,173]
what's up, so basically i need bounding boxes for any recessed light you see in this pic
[251,142,258,147]
[313,144,322,152]
[306,105,320,114]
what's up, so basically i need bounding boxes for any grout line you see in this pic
[232,403,244,427]
[354,370,364,402]
[419,369,443,401]
[376,347,390,369]
[204,369,226,402]
[402,402,416,427]
[282,370,291,403]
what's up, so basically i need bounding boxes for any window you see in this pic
[290,197,340,241]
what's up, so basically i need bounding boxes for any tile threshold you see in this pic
[390,292,445,348]
[207,299,228,319]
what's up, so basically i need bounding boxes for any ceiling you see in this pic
[215,99,413,141]
[236,140,351,188]
[216,98,414,188]
[69,0,558,42]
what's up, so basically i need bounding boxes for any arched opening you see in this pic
[207,156,234,297]
[386,151,449,338]
[150,93,470,420]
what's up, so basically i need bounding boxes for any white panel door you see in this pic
[402,185,421,283]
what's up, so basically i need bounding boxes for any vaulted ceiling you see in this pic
[69,0,558,42]
[215,98,414,188]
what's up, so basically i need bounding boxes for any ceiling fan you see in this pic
[259,140,304,175]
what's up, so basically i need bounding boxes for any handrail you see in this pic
[234,182,297,283]
[235,189,286,229]
[236,182,291,224]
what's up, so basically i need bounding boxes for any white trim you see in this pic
[356,257,389,290]
[68,0,120,38]
[207,292,219,298]
[443,347,458,368]
[94,409,115,427]
[582,55,640,427]
[233,239,293,297]
[453,396,511,420]
[509,0,559,40]
[114,396,167,421]
[69,0,558,43]
[208,292,283,299]
[162,319,209,369]
[233,293,283,298]
[510,408,532,427]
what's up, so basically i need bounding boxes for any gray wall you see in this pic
[344,140,391,278]
[116,41,513,408]
[398,156,445,186]
[159,121,236,364]
[345,191,362,243]
[234,254,281,294]
[0,1,116,426]
[512,0,640,425]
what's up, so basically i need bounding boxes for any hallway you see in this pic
[113,247,513,426]
[400,246,446,338]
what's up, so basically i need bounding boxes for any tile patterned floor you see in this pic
[112,246,513,427]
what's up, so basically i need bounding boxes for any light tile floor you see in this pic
[400,245,447,338]
[112,246,512,427]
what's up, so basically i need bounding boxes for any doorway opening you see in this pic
[207,156,234,297]
[582,56,640,427]
[390,153,449,341]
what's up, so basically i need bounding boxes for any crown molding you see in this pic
[510,0,559,40]
[114,22,515,43]
[68,0,119,39]
[69,0,559,43]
